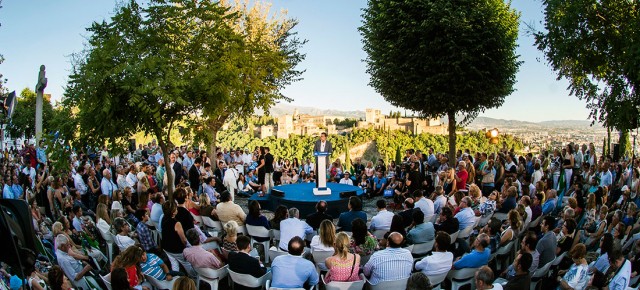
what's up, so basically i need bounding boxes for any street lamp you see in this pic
[485,128,499,144]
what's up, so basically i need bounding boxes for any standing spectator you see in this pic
[363,232,413,285]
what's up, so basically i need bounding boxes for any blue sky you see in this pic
[0,0,590,122]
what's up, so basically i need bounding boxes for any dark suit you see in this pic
[172,162,184,186]
[228,251,267,290]
[313,140,332,154]
[188,165,201,193]
[398,208,416,228]
[434,217,459,235]
[305,212,333,230]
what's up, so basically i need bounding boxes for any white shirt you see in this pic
[455,207,476,230]
[111,201,123,212]
[115,234,135,251]
[73,173,87,195]
[278,218,313,250]
[117,174,128,191]
[415,197,435,218]
[370,209,394,231]
[525,206,532,225]
[310,236,334,253]
[101,177,117,198]
[339,178,353,185]
[320,141,326,152]
[96,218,111,236]
[433,195,447,215]
[415,251,454,276]
[126,172,138,193]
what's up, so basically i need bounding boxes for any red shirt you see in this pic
[457,170,468,190]
[125,265,139,287]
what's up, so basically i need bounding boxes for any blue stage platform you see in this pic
[248,183,364,218]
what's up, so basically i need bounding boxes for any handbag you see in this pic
[482,171,495,184]
[383,189,394,197]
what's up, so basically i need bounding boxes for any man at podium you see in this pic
[313,132,332,154]
[313,133,332,192]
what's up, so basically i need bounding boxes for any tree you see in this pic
[360,0,521,167]
[534,0,639,132]
[191,0,305,163]
[0,0,5,95]
[6,88,54,139]
[66,0,238,198]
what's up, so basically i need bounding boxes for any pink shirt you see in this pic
[182,245,222,269]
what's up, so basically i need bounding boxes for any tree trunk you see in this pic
[209,128,219,170]
[447,111,457,168]
[157,136,175,200]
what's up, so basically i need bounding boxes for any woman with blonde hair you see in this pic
[172,277,197,290]
[500,209,522,245]
[325,232,361,283]
[52,221,91,262]
[198,193,217,219]
[184,187,200,215]
[311,220,336,253]
[96,203,111,235]
[222,220,239,252]
[365,161,375,179]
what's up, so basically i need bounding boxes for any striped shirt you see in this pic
[363,247,413,285]
[140,253,166,280]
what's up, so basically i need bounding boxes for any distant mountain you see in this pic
[266,103,366,119]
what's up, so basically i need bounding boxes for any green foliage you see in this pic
[333,118,358,128]
[217,127,523,164]
[6,88,54,139]
[533,0,640,130]
[0,0,5,95]
[359,0,521,165]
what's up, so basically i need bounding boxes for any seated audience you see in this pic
[305,201,332,230]
[337,196,367,232]
[453,233,491,269]
[407,210,435,245]
[183,228,224,269]
[271,236,319,288]
[216,190,246,226]
[325,232,361,283]
[370,199,394,231]
[363,232,413,285]
[415,231,454,276]
[228,235,268,290]
[349,218,378,256]
[502,252,532,290]
[434,207,459,234]
[311,220,336,253]
[278,207,313,251]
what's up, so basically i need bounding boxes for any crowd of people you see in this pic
[0,138,638,290]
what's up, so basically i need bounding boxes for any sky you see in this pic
[0,0,591,122]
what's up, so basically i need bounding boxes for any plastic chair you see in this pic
[144,274,178,290]
[98,228,115,264]
[495,240,516,271]
[449,230,459,241]
[322,273,366,290]
[246,225,272,263]
[530,261,552,290]
[202,216,223,236]
[271,229,281,245]
[194,265,229,290]
[228,269,271,289]
[366,277,409,290]
[493,212,508,222]
[372,229,387,240]
[101,273,112,290]
[427,271,450,290]
[446,267,479,290]
[190,212,204,226]
[311,250,334,273]
[458,225,474,240]
[477,212,494,228]
[268,246,288,262]
[410,240,435,257]
[265,279,314,289]
[529,216,542,229]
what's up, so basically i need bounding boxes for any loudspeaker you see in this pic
[613,143,620,161]
[0,200,38,278]
[129,139,136,152]
[271,189,285,197]
[340,191,357,198]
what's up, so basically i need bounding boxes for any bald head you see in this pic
[388,232,404,248]
[102,169,111,178]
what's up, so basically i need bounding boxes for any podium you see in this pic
[313,151,332,196]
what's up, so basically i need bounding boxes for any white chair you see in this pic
[194,265,229,290]
[229,269,271,289]
[372,229,387,240]
[144,274,178,290]
[529,215,542,229]
[246,225,272,263]
[447,267,479,290]
[449,230,459,241]
[271,229,281,245]
[311,250,334,273]
[190,212,204,227]
[98,229,115,264]
[458,225,474,240]
[100,273,112,290]
[367,277,409,290]
[202,216,223,236]
[410,240,435,257]
[265,279,313,290]
[477,212,494,228]
[322,273,366,290]
[427,271,450,290]
[495,240,516,271]
[530,261,552,290]
[268,246,288,262]
[493,212,508,222]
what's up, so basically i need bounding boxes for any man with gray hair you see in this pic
[475,266,499,290]
[278,207,313,251]
[455,160,469,192]
[101,168,117,198]
[455,196,476,230]
[454,233,491,269]
[55,234,96,289]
